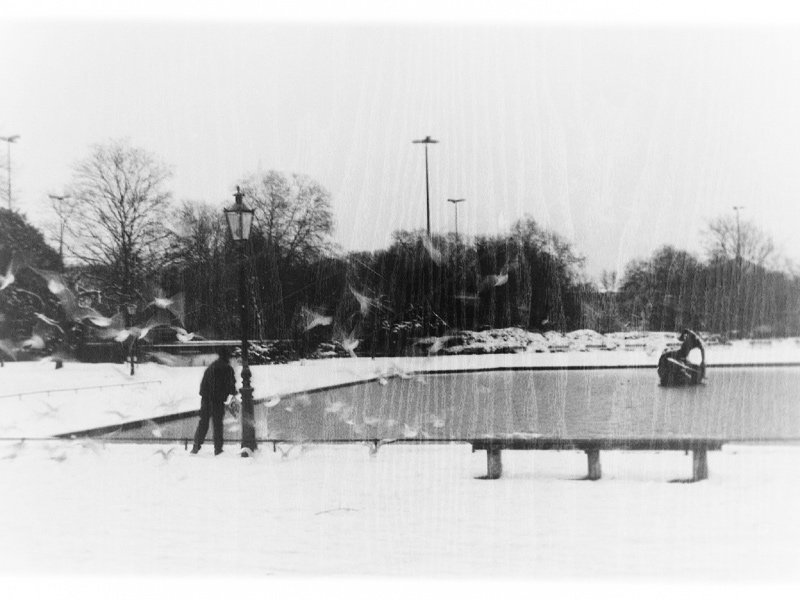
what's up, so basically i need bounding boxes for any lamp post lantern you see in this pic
[1,135,20,210]
[224,186,256,456]
[412,136,439,237]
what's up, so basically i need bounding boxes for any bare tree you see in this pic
[238,170,335,266]
[162,199,232,335]
[703,214,777,269]
[66,139,173,306]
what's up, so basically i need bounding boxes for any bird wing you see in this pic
[165,292,185,323]
[32,320,60,341]
[54,287,81,321]
[22,334,46,350]
[94,312,128,340]
[0,339,18,360]
[77,306,112,327]
[138,314,171,340]
[421,236,445,265]
[34,313,65,333]
[30,267,67,295]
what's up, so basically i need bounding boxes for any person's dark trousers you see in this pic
[193,396,225,454]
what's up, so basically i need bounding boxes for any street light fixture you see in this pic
[224,186,256,456]
[0,135,20,210]
[447,198,466,246]
[412,136,439,237]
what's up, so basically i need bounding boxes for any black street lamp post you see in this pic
[224,186,256,456]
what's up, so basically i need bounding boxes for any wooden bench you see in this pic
[471,437,726,482]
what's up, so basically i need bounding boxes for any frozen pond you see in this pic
[108,365,800,443]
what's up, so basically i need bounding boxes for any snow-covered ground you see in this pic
[1,334,800,587]
[2,442,800,579]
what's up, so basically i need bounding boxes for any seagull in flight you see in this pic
[421,235,445,265]
[0,256,20,291]
[154,447,176,461]
[164,221,192,238]
[0,339,18,362]
[348,285,386,317]
[333,326,360,358]
[105,409,133,421]
[301,306,332,331]
[143,419,164,438]
[34,313,64,333]
[365,438,397,456]
[171,326,203,343]
[97,312,172,343]
[29,267,67,295]
[147,288,185,323]
[480,259,519,290]
[21,320,63,351]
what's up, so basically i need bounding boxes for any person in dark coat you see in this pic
[657,329,706,386]
[190,346,238,455]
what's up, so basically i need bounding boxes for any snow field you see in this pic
[2,338,800,584]
[1,441,799,579]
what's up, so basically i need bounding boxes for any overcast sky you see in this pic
[2,14,800,277]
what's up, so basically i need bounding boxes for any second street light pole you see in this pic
[1,135,20,210]
[448,198,466,331]
[732,205,745,338]
[413,136,439,337]
[447,198,466,246]
[733,205,745,269]
[49,193,71,267]
[413,136,439,237]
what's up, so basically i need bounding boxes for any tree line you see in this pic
[2,138,799,362]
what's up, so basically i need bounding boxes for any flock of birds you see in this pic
[0,234,522,463]
[0,253,203,365]
[2,231,517,365]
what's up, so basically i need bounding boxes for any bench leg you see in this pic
[586,449,602,480]
[692,447,709,481]
[486,447,503,479]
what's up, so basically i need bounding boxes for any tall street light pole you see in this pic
[1,135,20,210]
[732,205,745,338]
[413,136,439,237]
[49,193,72,267]
[224,186,256,456]
[448,198,466,331]
[447,198,466,246]
[733,205,745,268]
